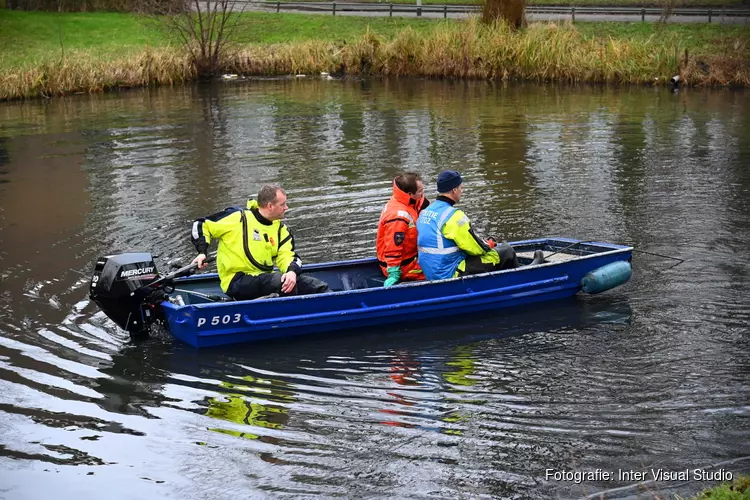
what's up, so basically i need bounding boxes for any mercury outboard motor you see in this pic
[89,253,164,336]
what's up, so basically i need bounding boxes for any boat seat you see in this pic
[173,289,231,304]
[205,293,278,302]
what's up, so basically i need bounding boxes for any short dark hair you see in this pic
[395,172,422,195]
[257,185,284,207]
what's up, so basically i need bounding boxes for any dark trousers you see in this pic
[227,272,329,301]
[458,244,520,277]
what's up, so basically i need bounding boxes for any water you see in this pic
[1,79,749,499]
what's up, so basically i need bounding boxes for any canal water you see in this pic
[1,79,749,499]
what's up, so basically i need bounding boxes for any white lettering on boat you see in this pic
[198,314,242,328]
[120,267,155,278]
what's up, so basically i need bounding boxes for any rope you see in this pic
[539,240,685,272]
[630,248,685,272]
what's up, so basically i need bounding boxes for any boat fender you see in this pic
[581,261,632,294]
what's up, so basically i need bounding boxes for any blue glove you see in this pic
[384,267,401,288]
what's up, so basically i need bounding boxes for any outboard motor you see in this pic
[89,253,164,336]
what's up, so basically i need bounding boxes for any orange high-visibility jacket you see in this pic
[376,179,428,281]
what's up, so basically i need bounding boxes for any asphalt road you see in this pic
[242,2,750,23]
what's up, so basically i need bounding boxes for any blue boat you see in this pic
[89,237,632,348]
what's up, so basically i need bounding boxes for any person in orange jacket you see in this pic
[376,173,430,287]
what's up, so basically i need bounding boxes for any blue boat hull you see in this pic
[161,238,632,347]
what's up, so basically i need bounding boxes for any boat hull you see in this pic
[161,238,632,347]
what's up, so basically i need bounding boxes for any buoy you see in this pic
[295,74,306,78]
[320,72,330,77]
[581,261,632,294]
[221,74,238,80]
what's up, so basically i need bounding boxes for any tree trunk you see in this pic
[482,0,525,29]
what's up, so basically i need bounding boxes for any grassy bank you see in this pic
[1,10,749,100]
[694,474,750,499]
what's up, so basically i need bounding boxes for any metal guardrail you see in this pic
[256,1,750,21]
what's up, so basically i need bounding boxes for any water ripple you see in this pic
[1,81,749,499]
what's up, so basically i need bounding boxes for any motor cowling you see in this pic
[90,253,162,335]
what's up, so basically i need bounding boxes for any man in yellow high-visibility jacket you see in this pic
[191,185,328,300]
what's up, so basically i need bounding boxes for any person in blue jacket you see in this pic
[416,170,543,280]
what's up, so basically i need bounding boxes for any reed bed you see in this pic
[0,48,194,100]
[226,20,749,85]
[2,19,748,100]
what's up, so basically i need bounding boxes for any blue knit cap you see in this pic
[437,170,462,193]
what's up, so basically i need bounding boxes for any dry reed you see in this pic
[2,19,748,101]
[0,48,193,100]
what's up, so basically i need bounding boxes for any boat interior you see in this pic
[166,239,623,306]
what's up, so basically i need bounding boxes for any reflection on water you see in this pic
[0,79,749,499]
[207,375,293,440]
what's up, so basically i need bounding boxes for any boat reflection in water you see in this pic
[121,296,632,440]
[88,294,634,496]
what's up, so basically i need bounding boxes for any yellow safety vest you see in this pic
[196,200,299,292]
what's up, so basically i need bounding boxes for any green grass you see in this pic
[0,10,450,67]
[1,9,748,99]
[692,474,750,499]
[228,12,442,44]
[2,9,747,69]
[575,22,750,54]
[0,10,169,67]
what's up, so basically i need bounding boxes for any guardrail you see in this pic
[255,1,750,21]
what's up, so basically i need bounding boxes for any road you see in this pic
[239,1,750,24]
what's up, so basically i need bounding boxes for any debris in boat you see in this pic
[516,250,576,263]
